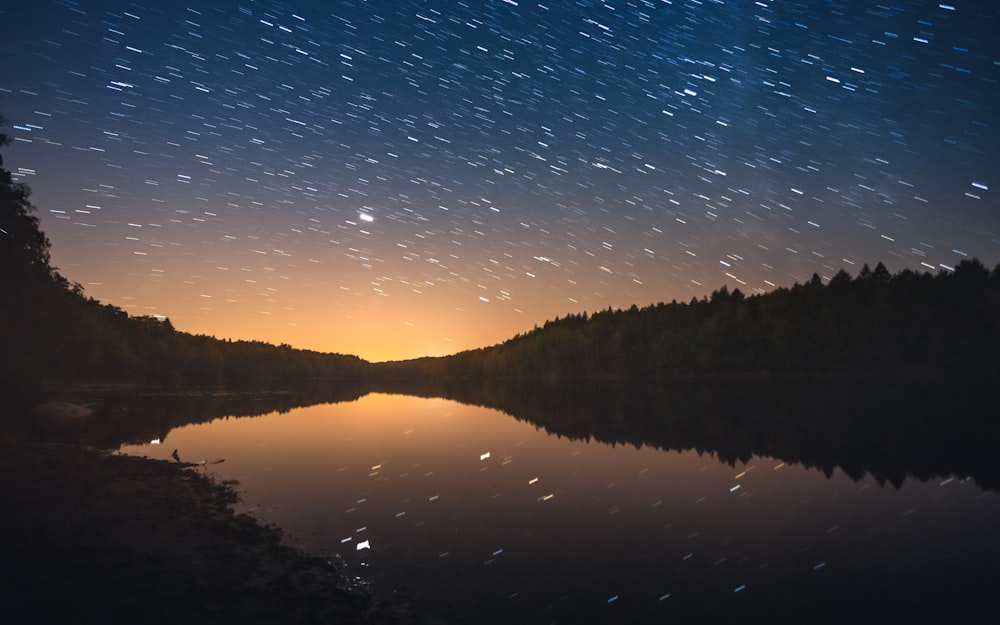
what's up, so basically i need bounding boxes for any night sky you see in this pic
[2,0,997,361]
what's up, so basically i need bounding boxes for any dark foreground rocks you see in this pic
[0,431,425,625]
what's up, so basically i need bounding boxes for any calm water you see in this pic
[120,391,999,623]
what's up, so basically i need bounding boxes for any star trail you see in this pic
[2,0,997,361]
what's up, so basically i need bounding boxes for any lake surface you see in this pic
[119,389,1000,623]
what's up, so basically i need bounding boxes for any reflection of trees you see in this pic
[71,383,372,449]
[371,376,1000,492]
[74,376,999,492]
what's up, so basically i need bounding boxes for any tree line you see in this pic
[2,279,370,392]
[377,259,1000,380]
[1,274,370,393]
[0,122,367,396]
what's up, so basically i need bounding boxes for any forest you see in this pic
[376,259,1000,380]
[0,126,367,398]
[0,255,369,396]
[3,120,999,396]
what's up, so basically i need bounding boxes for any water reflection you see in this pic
[107,381,1000,624]
[86,376,1000,491]
[65,384,369,449]
[382,376,1000,490]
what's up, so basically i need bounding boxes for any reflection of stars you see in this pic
[1,0,997,359]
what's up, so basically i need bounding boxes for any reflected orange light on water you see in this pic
[116,392,1000,624]
[125,392,833,527]
[126,394,532,476]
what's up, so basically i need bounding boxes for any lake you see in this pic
[117,385,1000,623]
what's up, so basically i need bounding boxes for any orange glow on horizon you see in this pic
[62,268,706,362]
[50,228,710,362]
[73,270,554,362]
[151,307,519,363]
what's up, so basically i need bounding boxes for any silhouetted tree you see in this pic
[0,123,58,287]
[1,118,61,395]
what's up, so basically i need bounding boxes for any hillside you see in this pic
[0,128,368,398]
[1,269,370,396]
[378,260,1000,380]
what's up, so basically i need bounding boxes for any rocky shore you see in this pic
[0,426,424,624]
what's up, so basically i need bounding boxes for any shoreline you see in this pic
[0,429,426,624]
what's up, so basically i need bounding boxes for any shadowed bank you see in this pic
[0,428,435,624]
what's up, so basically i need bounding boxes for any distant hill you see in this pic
[0,126,368,397]
[0,267,370,395]
[377,260,1000,380]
